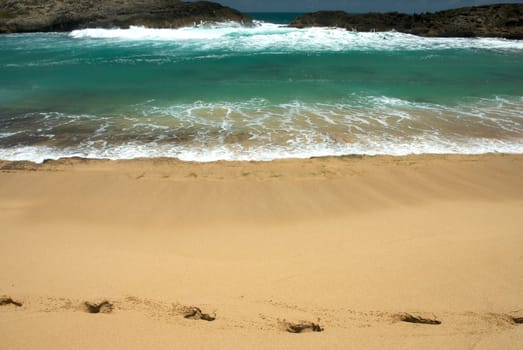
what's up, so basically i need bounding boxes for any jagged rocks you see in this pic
[289,4,523,39]
[0,0,253,33]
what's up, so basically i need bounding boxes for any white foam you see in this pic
[1,96,522,163]
[1,137,522,164]
[69,24,523,52]
[0,132,18,138]
[71,26,224,40]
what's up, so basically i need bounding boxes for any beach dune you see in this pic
[1,154,522,349]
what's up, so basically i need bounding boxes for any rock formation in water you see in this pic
[289,4,523,39]
[0,0,253,33]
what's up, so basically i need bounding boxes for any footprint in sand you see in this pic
[0,296,23,307]
[284,320,324,333]
[84,300,113,314]
[182,306,216,321]
[395,313,441,325]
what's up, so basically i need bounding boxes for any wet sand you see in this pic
[1,154,522,349]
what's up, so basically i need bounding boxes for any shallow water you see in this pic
[1,17,522,162]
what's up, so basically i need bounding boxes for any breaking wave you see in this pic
[1,96,522,163]
[69,23,523,52]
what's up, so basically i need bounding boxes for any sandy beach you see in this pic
[0,154,522,349]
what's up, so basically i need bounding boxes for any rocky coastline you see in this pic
[0,0,253,34]
[1,2,522,38]
[289,4,523,39]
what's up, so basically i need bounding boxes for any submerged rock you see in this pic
[289,4,523,39]
[0,0,253,34]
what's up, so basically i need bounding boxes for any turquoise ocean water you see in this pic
[0,13,522,162]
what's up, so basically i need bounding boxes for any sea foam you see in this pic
[69,23,523,52]
[1,97,522,163]
[1,136,522,164]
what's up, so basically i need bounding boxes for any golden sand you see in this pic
[0,154,522,349]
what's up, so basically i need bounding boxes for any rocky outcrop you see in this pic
[0,0,253,33]
[289,4,523,39]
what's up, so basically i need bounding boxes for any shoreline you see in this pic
[1,153,522,349]
[1,151,523,166]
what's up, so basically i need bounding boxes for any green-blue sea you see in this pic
[1,13,522,162]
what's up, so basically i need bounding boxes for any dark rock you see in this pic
[289,4,523,39]
[0,0,253,34]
